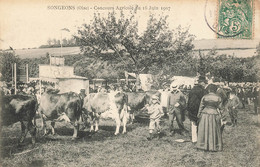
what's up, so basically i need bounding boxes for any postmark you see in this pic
[217,0,254,39]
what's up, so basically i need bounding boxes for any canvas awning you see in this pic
[33,75,88,83]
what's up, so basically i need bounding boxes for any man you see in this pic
[79,89,86,100]
[167,84,187,135]
[187,76,208,143]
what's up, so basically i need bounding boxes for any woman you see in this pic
[197,84,223,151]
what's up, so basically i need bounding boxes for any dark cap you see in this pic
[206,83,218,93]
[198,76,207,83]
[80,89,85,93]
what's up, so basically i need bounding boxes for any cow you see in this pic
[0,94,37,145]
[83,91,128,135]
[37,90,82,139]
[126,92,147,123]
[0,87,11,95]
[126,91,161,123]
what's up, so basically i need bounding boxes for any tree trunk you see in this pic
[135,73,142,91]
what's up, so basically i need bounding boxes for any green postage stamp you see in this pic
[217,0,254,39]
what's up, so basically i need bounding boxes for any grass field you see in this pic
[1,104,259,167]
[12,39,259,59]
[15,47,81,59]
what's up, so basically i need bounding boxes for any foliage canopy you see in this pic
[74,11,195,87]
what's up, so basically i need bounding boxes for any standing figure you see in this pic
[167,85,187,135]
[237,87,245,109]
[146,95,164,140]
[187,76,208,143]
[225,88,241,126]
[79,89,86,100]
[159,87,170,116]
[253,86,259,115]
[197,84,223,151]
[216,85,229,107]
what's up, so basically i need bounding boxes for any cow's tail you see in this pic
[65,98,82,125]
[120,103,129,120]
[123,93,130,121]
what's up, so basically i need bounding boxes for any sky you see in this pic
[0,0,259,50]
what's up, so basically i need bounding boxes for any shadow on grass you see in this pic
[134,116,150,125]
[35,123,140,143]
[0,137,35,158]
[28,160,45,167]
[36,127,88,144]
[82,124,141,142]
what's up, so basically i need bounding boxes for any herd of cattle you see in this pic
[1,82,259,146]
[0,88,161,145]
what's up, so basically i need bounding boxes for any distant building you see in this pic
[49,56,65,66]
[36,56,89,94]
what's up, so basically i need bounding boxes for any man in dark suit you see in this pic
[187,76,208,143]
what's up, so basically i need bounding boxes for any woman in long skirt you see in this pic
[197,84,223,151]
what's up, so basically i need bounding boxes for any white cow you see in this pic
[83,91,128,135]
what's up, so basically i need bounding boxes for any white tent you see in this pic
[126,73,153,91]
[170,76,197,88]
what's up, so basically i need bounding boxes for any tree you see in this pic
[47,38,52,46]
[68,37,76,46]
[20,56,49,78]
[199,51,259,83]
[197,50,206,76]
[57,40,61,46]
[52,38,57,45]
[75,11,195,88]
[256,42,260,56]
[72,56,122,80]
[0,51,20,82]
[62,38,68,46]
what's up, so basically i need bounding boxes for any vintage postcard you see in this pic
[0,0,259,166]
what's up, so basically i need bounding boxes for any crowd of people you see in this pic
[144,76,259,152]
[0,77,259,152]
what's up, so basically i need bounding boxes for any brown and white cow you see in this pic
[37,90,82,139]
[83,91,128,135]
[0,94,37,144]
[126,92,147,123]
[126,91,161,122]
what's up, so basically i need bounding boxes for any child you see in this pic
[226,88,241,126]
[146,95,164,140]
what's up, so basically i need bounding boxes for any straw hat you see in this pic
[151,95,159,101]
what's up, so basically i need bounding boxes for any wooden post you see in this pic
[60,31,63,57]
[14,63,17,94]
[26,64,29,83]
[86,80,89,96]
[11,63,14,87]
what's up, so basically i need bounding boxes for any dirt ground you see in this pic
[1,104,259,167]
